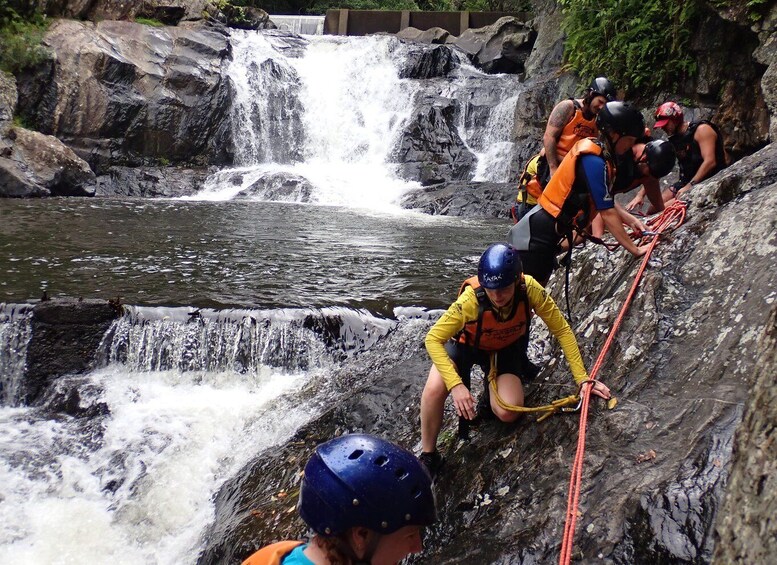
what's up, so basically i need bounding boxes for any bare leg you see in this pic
[420,365,450,453]
[590,214,605,238]
[489,372,524,423]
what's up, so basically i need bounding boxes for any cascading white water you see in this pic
[0,303,33,407]
[0,306,394,564]
[469,93,521,182]
[192,32,422,209]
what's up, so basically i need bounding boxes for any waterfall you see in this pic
[97,305,396,373]
[0,304,397,563]
[192,31,422,208]
[0,303,33,407]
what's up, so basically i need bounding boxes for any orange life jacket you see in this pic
[556,99,599,160]
[242,541,304,565]
[456,276,531,352]
[538,138,615,232]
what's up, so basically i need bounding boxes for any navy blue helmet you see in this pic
[299,434,436,536]
[478,243,522,289]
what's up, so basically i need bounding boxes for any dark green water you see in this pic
[1,198,507,314]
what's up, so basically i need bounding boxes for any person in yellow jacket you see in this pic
[242,434,436,565]
[418,243,611,479]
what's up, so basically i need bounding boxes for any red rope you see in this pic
[558,201,687,565]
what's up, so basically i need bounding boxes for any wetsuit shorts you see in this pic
[444,338,528,389]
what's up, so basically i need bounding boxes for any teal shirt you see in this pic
[282,544,314,565]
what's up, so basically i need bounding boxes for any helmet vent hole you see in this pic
[348,449,364,460]
[374,455,388,466]
[411,485,422,498]
[395,468,408,479]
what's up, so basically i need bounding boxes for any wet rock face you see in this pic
[38,1,210,23]
[0,127,96,197]
[400,180,515,218]
[24,299,121,406]
[391,94,475,186]
[398,44,458,80]
[202,144,777,564]
[0,72,16,131]
[95,166,211,197]
[713,305,777,563]
[15,20,233,174]
[452,16,537,75]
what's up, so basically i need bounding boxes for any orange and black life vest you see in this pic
[555,99,599,161]
[517,100,598,208]
[456,276,532,352]
[242,541,304,565]
[538,138,615,233]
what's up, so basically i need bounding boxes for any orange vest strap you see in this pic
[242,541,304,565]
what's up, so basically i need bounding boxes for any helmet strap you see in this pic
[339,529,382,564]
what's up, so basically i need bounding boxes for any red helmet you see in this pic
[654,102,683,129]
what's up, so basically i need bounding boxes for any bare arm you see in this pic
[543,99,575,174]
[641,176,665,213]
[599,208,650,256]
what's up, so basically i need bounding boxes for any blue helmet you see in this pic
[478,243,522,289]
[299,434,437,536]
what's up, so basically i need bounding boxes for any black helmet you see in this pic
[644,139,676,178]
[596,102,645,138]
[588,76,617,101]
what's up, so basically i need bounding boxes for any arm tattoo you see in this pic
[548,100,575,129]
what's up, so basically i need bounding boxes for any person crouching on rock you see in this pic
[418,243,610,480]
[242,434,436,565]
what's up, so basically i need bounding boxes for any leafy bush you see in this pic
[0,3,49,75]
[559,0,701,97]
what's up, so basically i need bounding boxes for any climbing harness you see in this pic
[558,200,687,565]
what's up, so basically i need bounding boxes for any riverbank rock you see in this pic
[15,19,233,174]
[391,94,475,186]
[396,26,451,45]
[452,16,536,75]
[199,142,777,563]
[0,127,96,197]
[400,180,515,218]
[38,1,209,24]
[95,166,211,197]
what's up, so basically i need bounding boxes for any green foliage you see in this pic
[135,17,165,27]
[559,0,701,97]
[0,2,49,75]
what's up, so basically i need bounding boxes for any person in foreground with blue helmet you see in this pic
[419,243,611,479]
[242,433,436,565]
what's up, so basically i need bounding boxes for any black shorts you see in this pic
[444,339,529,389]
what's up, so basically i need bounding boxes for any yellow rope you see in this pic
[486,354,582,422]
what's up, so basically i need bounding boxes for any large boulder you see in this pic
[398,43,458,80]
[95,166,211,197]
[37,1,210,24]
[0,127,96,197]
[713,303,777,563]
[15,19,234,174]
[452,16,537,75]
[391,94,475,186]
[400,180,515,218]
